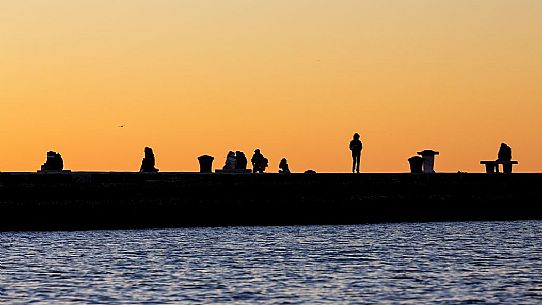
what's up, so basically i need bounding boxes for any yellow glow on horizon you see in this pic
[1,0,541,172]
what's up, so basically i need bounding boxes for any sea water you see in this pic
[1,221,541,304]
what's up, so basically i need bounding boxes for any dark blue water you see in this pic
[1,221,542,304]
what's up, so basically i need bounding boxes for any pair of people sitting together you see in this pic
[222,151,248,171]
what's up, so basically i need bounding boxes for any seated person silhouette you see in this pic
[235,151,248,170]
[251,149,268,173]
[279,158,290,173]
[223,151,237,170]
[41,151,63,171]
[497,143,513,173]
[497,143,512,161]
[140,147,159,172]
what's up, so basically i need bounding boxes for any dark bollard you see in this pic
[198,155,214,173]
[408,156,424,174]
[417,150,439,173]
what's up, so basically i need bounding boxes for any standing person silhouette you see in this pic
[349,133,363,173]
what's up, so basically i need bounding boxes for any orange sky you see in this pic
[1,0,541,173]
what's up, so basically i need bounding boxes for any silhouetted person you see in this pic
[498,143,513,173]
[140,147,159,172]
[41,151,63,171]
[497,143,512,161]
[279,158,290,173]
[349,133,363,173]
[223,151,237,170]
[235,151,247,170]
[251,149,268,173]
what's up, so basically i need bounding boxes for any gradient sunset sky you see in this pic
[1,0,541,172]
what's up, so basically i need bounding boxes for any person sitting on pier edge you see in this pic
[235,151,247,170]
[497,143,512,173]
[349,133,363,173]
[251,149,268,173]
[223,151,237,170]
[41,151,63,171]
[140,147,159,172]
[279,158,290,173]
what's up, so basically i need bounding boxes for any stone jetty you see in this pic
[0,172,541,230]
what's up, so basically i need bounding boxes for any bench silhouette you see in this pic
[480,160,518,173]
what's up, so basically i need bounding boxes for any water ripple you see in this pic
[1,221,542,304]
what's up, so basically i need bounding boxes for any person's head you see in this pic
[254,149,260,154]
[144,147,153,154]
[353,133,360,140]
[228,151,235,157]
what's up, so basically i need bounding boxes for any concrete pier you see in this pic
[0,172,541,230]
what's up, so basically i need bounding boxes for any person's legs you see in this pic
[355,154,360,173]
[352,155,356,173]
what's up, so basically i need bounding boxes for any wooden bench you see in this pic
[480,160,518,173]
